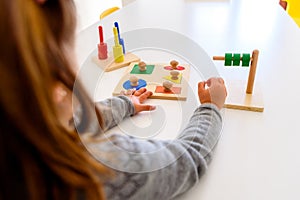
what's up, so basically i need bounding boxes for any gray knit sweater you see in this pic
[84,96,222,200]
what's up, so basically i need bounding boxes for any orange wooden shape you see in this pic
[155,86,181,94]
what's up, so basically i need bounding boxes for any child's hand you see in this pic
[130,88,156,114]
[198,77,227,110]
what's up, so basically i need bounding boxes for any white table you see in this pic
[75,0,300,199]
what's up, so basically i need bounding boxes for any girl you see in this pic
[0,0,227,199]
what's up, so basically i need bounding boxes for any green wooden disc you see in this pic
[233,53,241,66]
[225,53,232,66]
[242,54,251,67]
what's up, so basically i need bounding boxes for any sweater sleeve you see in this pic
[85,100,222,200]
[95,95,135,132]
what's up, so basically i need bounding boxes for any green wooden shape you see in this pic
[225,53,232,66]
[233,53,241,66]
[242,54,251,67]
[130,64,155,74]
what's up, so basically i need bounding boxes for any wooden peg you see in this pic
[212,56,225,60]
[129,76,139,87]
[246,50,259,94]
[163,81,173,92]
[170,60,179,69]
[98,26,108,60]
[138,61,147,71]
[170,70,180,80]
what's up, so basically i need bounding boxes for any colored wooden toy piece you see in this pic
[212,49,264,112]
[138,61,147,71]
[123,77,147,90]
[163,73,182,84]
[114,22,125,54]
[130,63,155,74]
[92,23,140,72]
[113,27,124,63]
[225,53,233,66]
[170,60,179,69]
[170,70,180,80]
[213,53,251,67]
[164,60,185,70]
[113,62,190,100]
[129,75,139,86]
[97,26,108,60]
[233,53,241,66]
[242,53,251,67]
[162,81,173,92]
[155,86,181,94]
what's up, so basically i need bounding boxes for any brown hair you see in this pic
[0,0,109,199]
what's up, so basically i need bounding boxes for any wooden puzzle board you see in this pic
[112,62,190,100]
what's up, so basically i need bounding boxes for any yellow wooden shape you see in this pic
[100,6,120,19]
[163,74,182,84]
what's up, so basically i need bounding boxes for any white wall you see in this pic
[74,0,122,32]
[122,0,136,6]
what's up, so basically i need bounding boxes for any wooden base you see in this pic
[92,52,140,72]
[224,80,264,112]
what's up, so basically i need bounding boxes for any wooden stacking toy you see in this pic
[213,49,264,112]
[92,22,140,72]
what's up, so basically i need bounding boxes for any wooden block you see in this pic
[92,52,140,72]
[224,80,264,112]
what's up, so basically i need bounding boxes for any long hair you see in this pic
[0,0,109,199]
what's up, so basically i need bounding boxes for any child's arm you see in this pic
[88,103,221,200]
[95,88,155,132]
[87,78,227,199]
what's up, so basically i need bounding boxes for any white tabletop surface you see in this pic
[75,0,300,199]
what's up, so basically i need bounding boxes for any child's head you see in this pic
[0,0,107,199]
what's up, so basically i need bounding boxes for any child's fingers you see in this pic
[138,91,153,103]
[218,77,225,84]
[207,77,224,86]
[140,104,156,112]
[198,81,206,93]
[133,88,147,96]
